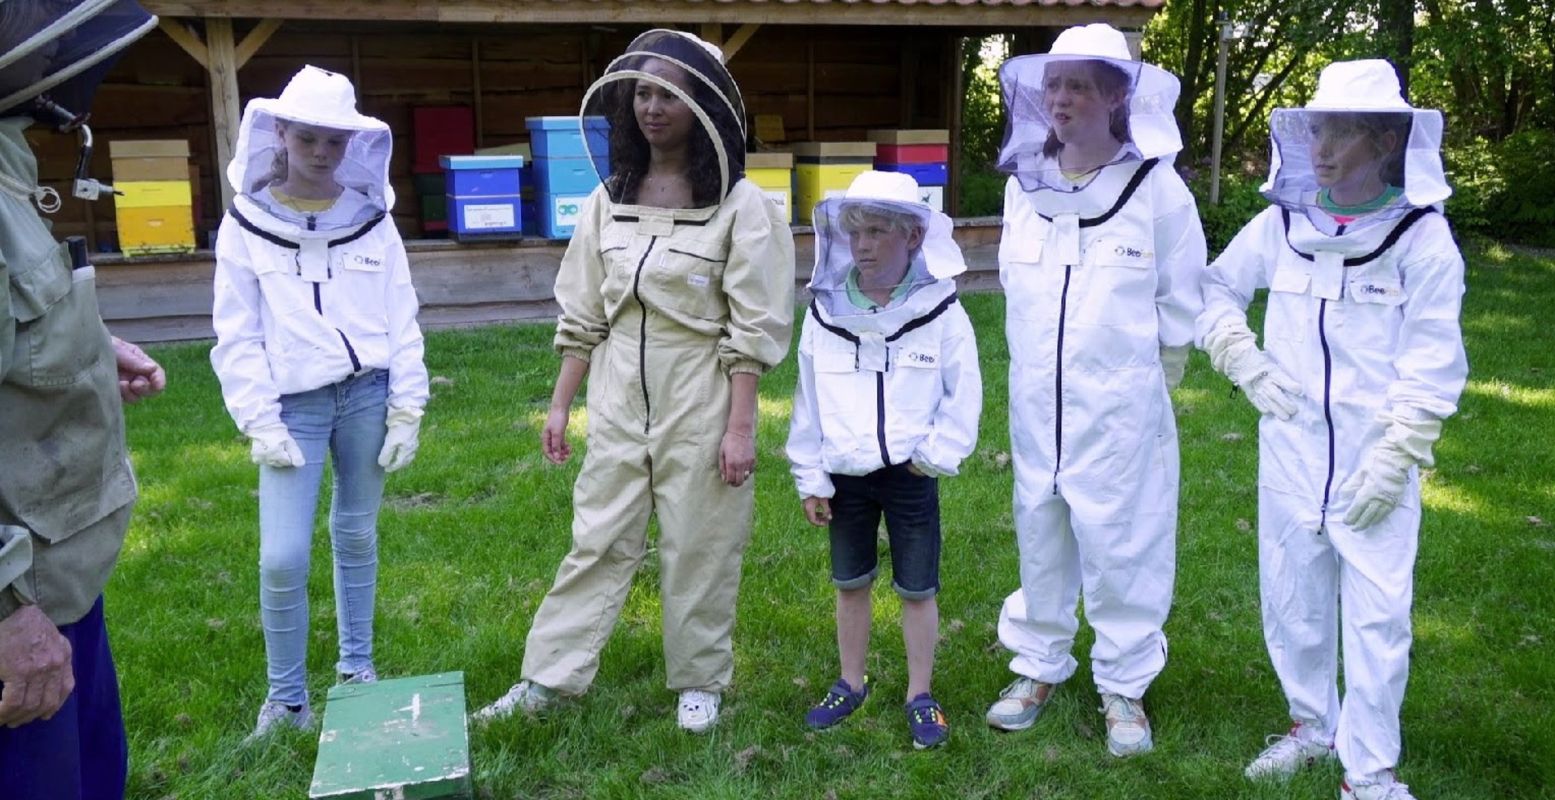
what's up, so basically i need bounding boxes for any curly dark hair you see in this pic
[1040,59,1133,158]
[602,76,731,208]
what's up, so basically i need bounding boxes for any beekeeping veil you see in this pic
[1263,59,1448,231]
[580,29,746,210]
[228,65,391,236]
[0,0,157,209]
[996,23,1181,195]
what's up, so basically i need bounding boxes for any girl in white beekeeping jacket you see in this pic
[474,31,794,733]
[983,23,1205,757]
[1198,60,1466,800]
[209,65,429,740]
[787,170,981,749]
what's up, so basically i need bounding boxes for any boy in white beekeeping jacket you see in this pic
[983,23,1205,757]
[787,170,982,750]
[1197,59,1467,800]
[210,65,429,740]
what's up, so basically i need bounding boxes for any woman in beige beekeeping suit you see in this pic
[475,29,795,733]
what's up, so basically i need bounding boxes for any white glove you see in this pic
[378,407,422,473]
[1337,411,1443,530]
[1160,344,1190,391]
[1204,322,1303,420]
[248,423,304,468]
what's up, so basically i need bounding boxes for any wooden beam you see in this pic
[143,0,1153,28]
[233,18,283,69]
[723,23,759,61]
[699,23,722,47]
[207,17,241,211]
[157,18,208,69]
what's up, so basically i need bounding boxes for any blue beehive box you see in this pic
[534,157,602,196]
[537,192,592,239]
[442,154,524,239]
[526,116,609,160]
[874,161,948,187]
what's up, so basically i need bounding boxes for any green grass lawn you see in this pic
[115,242,1554,799]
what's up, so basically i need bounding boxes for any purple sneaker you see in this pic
[805,677,870,729]
[906,693,949,749]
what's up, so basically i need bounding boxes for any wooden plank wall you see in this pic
[28,22,952,254]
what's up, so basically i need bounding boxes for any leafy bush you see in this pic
[959,167,1006,218]
[1445,131,1555,246]
[1192,169,1269,258]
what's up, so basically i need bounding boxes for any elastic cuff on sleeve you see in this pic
[558,347,593,364]
[726,360,767,376]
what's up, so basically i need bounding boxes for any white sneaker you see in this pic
[985,677,1055,731]
[246,700,313,742]
[677,689,720,733]
[340,666,378,685]
[1099,693,1153,757]
[472,680,558,723]
[1341,772,1417,800]
[1245,721,1336,779]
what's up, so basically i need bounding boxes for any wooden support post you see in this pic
[723,24,759,61]
[349,35,361,88]
[471,37,484,149]
[946,34,964,217]
[699,23,722,47]
[805,38,815,141]
[206,17,240,211]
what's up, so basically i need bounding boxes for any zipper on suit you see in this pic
[874,370,891,466]
[1052,264,1073,495]
[1317,298,1335,529]
[314,276,361,373]
[1318,222,1345,530]
[631,237,659,435]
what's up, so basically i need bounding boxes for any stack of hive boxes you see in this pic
[413,106,475,235]
[109,139,196,256]
[525,116,608,239]
[793,142,875,224]
[441,154,526,241]
[868,129,950,212]
[745,151,794,224]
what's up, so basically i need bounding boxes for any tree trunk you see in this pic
[1177,0,1212,165]
[1377,0,1415,98]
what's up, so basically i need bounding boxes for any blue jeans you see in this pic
[828,463,942,600]
[259,369,388,706]
[0,596,127,800]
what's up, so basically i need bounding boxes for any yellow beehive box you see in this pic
[746,152,794,223]
[116,205,195,256]
[866,129,951,145]
[108,139,190,159]
[795,162,872,224]
[114,180,193,209]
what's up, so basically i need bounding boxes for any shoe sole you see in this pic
[1107,740,1153,757]
[985,708,1041,731]
[680,720,717,734]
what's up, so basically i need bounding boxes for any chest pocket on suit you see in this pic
[649,236,729,320]
[8,241,106,388]
[1265,258,1313,344]
[334,243,391,334]
[1070,237,1155,326]
[890,338,941,412]
[1335,265,1408,354]
[812,335,858,375]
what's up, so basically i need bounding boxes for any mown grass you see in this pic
[115,242,1554,799]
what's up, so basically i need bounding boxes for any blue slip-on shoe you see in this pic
[805,676,870,729]
[906,692,949,749]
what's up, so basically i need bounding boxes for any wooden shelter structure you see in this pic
[27,0,1161,341]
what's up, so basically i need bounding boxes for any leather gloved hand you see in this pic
[249,423,304,468]
[378,407,422,473]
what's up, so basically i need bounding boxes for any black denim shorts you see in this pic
[828,462,942,599]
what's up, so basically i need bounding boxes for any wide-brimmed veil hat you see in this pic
[995,23,1182,193]
[1262,58,1449,219]
[809,170,964,323]
[580,29,746,207]
[228,65,393,228]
